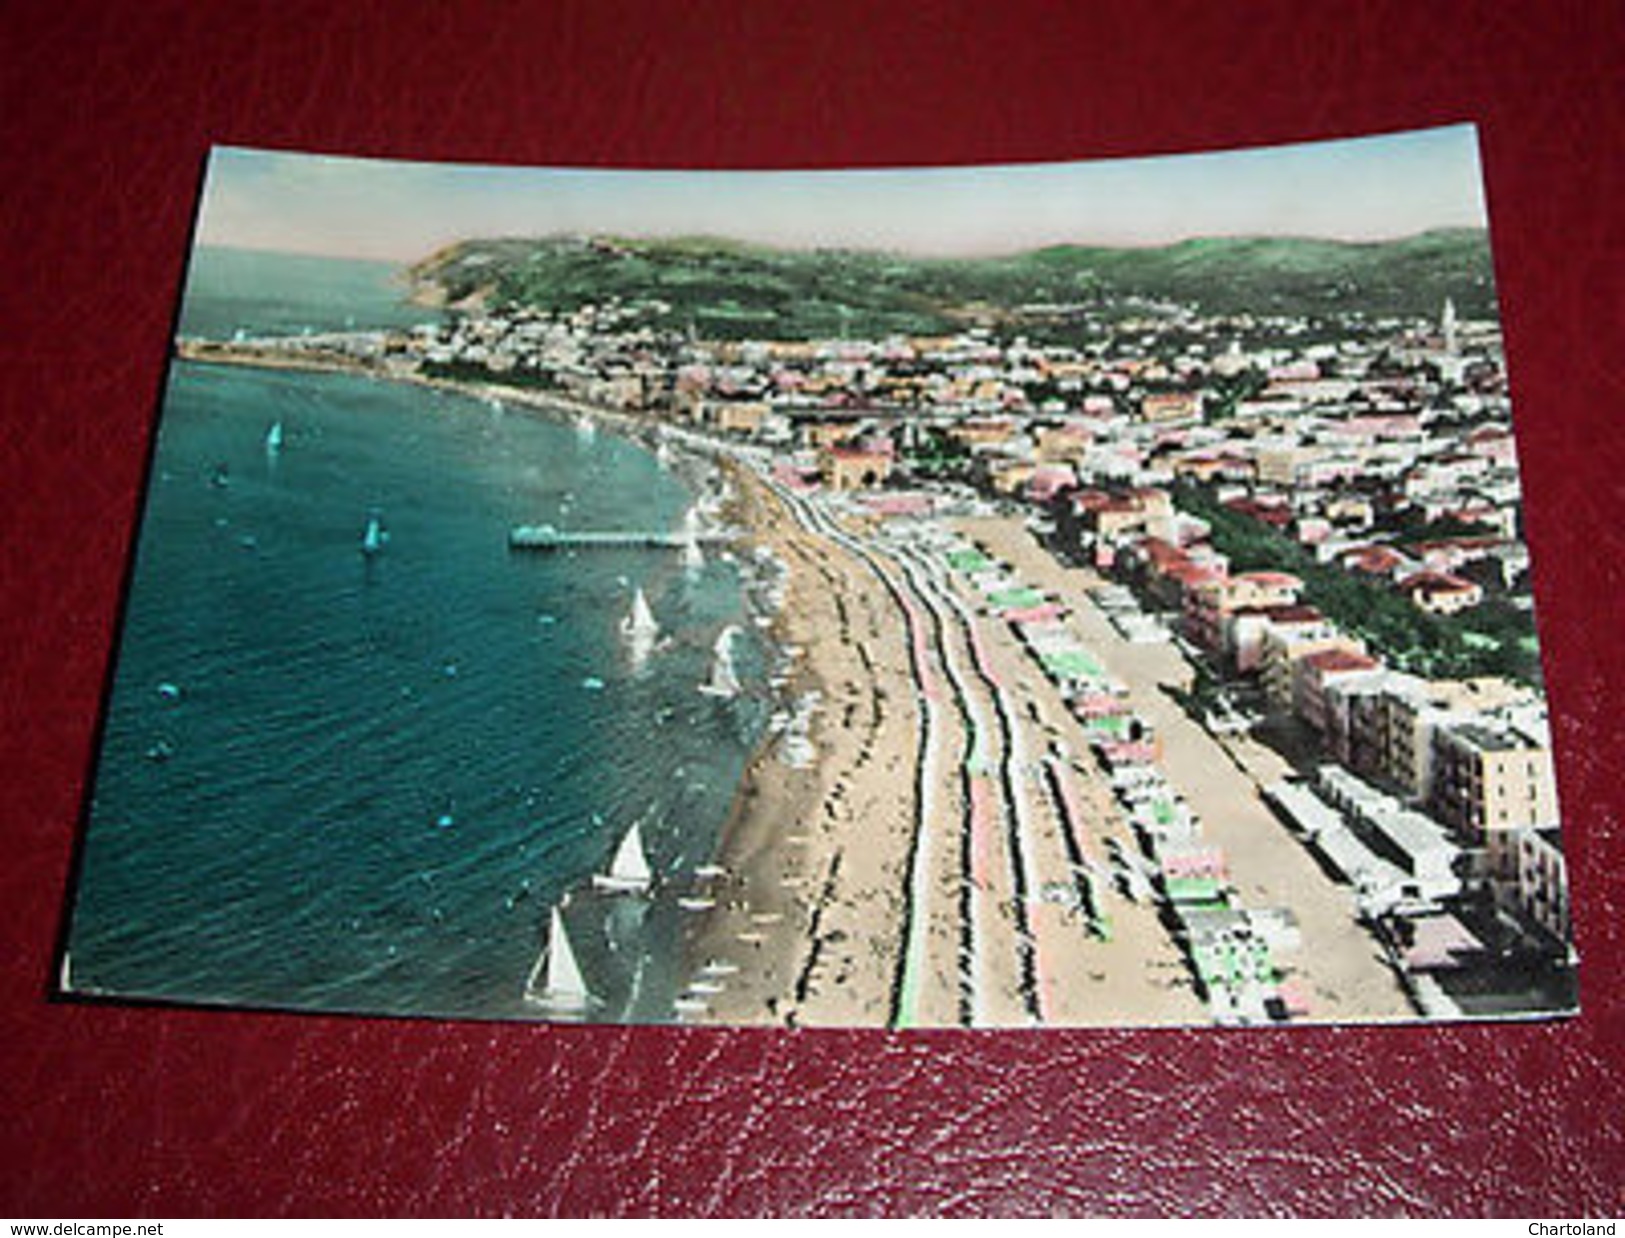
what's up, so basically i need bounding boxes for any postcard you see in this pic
[61,126,1577,1027]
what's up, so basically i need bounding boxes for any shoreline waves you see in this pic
[175,343,897,1022]
[167,341,1413,1029]
[677,470,924,1027]
[178,343,932,1026]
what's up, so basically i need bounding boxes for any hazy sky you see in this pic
[196,125,1489,263]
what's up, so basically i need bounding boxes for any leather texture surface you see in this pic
[2,0,1622,1217]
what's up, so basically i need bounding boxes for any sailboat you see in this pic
[619,586,660,644]
[680,536,705,574]
[265,420,284,455]
[699,625,742,699]
[679,504,705,574]
[576,412,596,440]
[523,903,593,1010]
[361,512,387,557]
[593,817,654,894]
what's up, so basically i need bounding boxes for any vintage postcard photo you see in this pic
[62,126,1578,1027]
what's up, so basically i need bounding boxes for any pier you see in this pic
[509,524,734,551]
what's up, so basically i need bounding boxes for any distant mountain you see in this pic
[408,228,1497,340]
[1021,230,1499,319]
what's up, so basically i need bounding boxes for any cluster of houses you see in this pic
[413,296,1534,633]
[943,504,1564,1015]
[1044,480,1564,996]
[252,282,1571,1007]
[384,293,1493,529]
[1043,444,1567,982]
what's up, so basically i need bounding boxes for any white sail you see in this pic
[361,515,386,556]
[265,421,283,454]
[676,505,705,573]
[525,905,591,1008]
[620,587,659,642]
[700,625,742,698]
[576,412,596,439]
[594,818,654,893]
[681,536,705,573]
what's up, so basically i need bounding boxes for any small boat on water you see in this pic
[265,420,284,455]
[678,505,706,574]
[593,817,654,894]
[523,903,594,1011]
[619,587,660,644]
[680,537,704,575]
[699,626,742,699]
[361,511,388,557]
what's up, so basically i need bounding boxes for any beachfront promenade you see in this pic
[689,473,1211,1028]
[680,460,1411,1028]
[961,518,1415,1021]
[186,341,1410,1026]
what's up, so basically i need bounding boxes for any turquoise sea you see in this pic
[176,246,440,339]
[67,250,769,1021]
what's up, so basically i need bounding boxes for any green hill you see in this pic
[408,229,1497,340]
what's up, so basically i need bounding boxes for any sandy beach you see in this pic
[679,494,1413,1028]
[681,481,1221,1028]
[678,471,924,1027]
[958,515,1414,1022]
[180,344,1409,1028]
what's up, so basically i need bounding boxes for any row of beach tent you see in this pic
[940,535,1309,1025]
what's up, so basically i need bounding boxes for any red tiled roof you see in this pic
[1168,563,1224,587]
[1343,545,1405,572]
[1072,488,1142,515]
[1224,497,1293,526]
[1140,537,1190,572]
[1399,571,1478,595]
[1301,649,1379,675]
[1234,570,1302,589]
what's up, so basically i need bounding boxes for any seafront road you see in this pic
[779,483,1209,1027]
[960,517,1414,1022]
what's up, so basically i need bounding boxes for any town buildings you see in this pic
[266,272,1569,1015]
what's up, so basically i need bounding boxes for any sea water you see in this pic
[67,256,768,1022]
[177,246,440,340]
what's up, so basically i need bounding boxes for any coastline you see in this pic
[676,468,923,1027]
[175,338,658,434]
[178,340,921,1025]
[172,339,1411,1029]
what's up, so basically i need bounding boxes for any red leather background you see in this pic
[3,0,1622,1217]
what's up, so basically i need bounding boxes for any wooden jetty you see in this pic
[509,525,734,551]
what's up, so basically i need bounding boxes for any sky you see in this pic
[195,124,1489,263]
